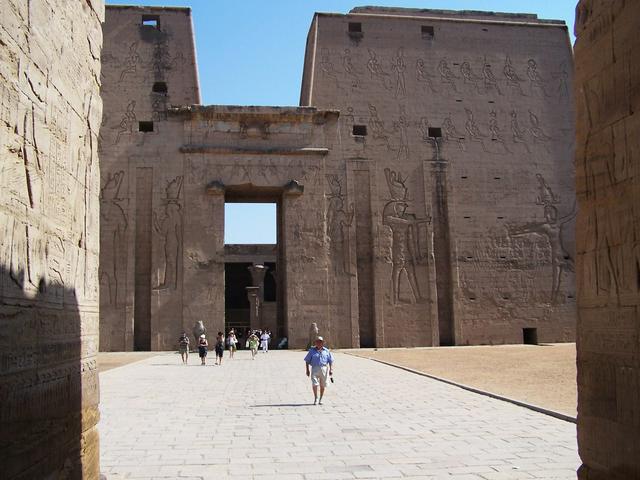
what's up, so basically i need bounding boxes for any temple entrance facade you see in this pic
[99,5,577,350]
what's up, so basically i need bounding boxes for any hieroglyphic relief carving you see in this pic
[114,100,136,144]
[367,48,391,90]
[151,38,172,78]
[443,115,466,151]
[464,108,488,152]
[554,61,570,98]
[526,59,548,97]
[119,42,141,82]
[100,171,128,304]
[368,104,392,150]
[326,175,354,275]
[507,175,575,303]
[528,110,551,147]
[460,61,482,94]
[416,58,437,93]
[482,58,502,95]
[510,110,530,153]
[488,110,510,153]
[319,48,340,89]
[342,48,361,89]
[391,48,407,98]
[393,112,410,161]
[153,176,183,290]
[438,58,459,93]
[503,56,525,95]
[382,169,427,304]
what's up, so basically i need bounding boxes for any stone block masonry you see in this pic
[99,5,576,350]
[575,1,640,478]
[0,0,104,478]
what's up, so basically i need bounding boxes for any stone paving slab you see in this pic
[99,351,579,479]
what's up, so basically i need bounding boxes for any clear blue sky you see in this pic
[106,0,577,243]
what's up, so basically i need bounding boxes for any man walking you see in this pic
[304,336,334,405]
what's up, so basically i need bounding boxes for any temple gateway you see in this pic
[99,6,575,350]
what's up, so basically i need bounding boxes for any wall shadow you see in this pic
[0,265,98,478]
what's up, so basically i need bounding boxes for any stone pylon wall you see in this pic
[0,0,104,477]
[302,8,576,347]
[575,1,640,478]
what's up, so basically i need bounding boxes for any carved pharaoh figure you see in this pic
[391,47,407,98]
[507,204,575,303]
[460,61,482,94]
[416,58,437,93]
[526,59,548,97]
[482,59,502,95]
[438,58,459,92]
[100,170,128,304]
[153,176,183,291]
[383,201,425,304]
[342,48,360,88]
[366,48,391,90]
[503,56,525,95]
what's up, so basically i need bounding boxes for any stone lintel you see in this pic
[181,145,330,156]
[169,105,340,124]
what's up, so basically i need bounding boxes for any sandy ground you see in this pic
[98,352,167,372]
[346,343,577,417]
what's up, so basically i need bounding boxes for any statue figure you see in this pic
[308,322,319,348]
[192,321,206,346]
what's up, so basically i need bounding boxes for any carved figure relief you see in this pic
[393,113,410,161]
[368,104,392,150]
[415,58,437,93]
[503,56,525,95]
[526,59,548,97]
[443,115,465,151]
[342,48,360,88]
[325,175,354,275]
[366,48,391,90]
[119,42,141,82]
[555,61,569,98]
[438,59,459,92]
[482,59,502,95]
[383,169,426,304]
[391,48,407,98]
[153,176,183,291]
[114,100,136,145]
[507,176,575,303]
[151,38,172,77]
[528,110,551,146]
[100,171,128,304]
[488,110,510,153]
[510,110,530,153]
[464,108,488,152]
[319,48,340,89]
[460,61,482,94]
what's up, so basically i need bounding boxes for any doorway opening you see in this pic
[523,327,538,345]
[223,197,283,346]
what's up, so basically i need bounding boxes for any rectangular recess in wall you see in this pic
[421,25,435,39]
[134,168,153,351]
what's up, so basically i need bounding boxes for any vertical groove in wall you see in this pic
[134,168,153,351]
[354,170,375,347]
[432,161,455,346]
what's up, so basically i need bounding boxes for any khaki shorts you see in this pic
[310,365,329,387]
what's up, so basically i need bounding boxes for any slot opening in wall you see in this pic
[421,25,435,39]
[497,216,504,219]
[523,327,538,345]
[461,176,468,179]
[348,22,362,33]
[139,121,154,132]
[428,127,442,138]
[152,82,168,94]
[142,15,160,29]
[352,124,367,136]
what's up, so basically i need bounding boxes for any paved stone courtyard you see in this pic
[99,351,579,479]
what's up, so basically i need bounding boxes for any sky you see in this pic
[106,0,578,244]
